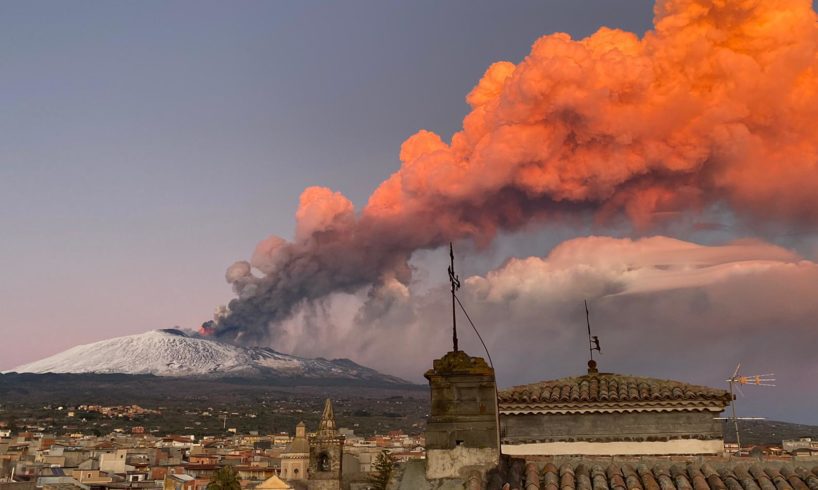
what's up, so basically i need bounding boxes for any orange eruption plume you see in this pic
[212,0,818,343]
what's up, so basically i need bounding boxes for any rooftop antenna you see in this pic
[446,244,500,458]
[725,363,775,453]
[448,243,461,352]
[585,300,601,371]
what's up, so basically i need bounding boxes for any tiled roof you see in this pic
[498,461,818,490]
[255,475,293,490]
[498,373,731,413]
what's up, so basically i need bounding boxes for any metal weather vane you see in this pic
[585,300,601,361]
[448,243,461,352]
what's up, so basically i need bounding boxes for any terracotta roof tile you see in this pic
[497,462,818,490]
[498,373,732,411]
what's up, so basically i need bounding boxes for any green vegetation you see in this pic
[207,465,241,490]
[368,450,395,490]
[0,373,427,437]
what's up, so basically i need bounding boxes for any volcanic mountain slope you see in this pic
[8,329,410,384]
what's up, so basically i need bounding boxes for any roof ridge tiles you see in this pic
[543,463,560,490]
[499,372,731,407]
[750,464,777,490]
[689,465,711,490]
[591,464,608,490]
[504,463,818,490]
[791,467,818,490]
[784,467,809,490]
[718,467,744,490]
[638,464,661,490]
[764,467,795,490]
[623,464,645,490]
[671,464,694,490]
[607,464,627,490]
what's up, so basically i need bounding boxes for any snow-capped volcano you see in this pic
[8,329,410,384]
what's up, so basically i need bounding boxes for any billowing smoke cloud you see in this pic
[209,0,818,342]
[266,236,818,423]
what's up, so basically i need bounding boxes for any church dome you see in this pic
[283,437,309,455]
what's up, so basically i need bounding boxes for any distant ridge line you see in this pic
[7,329,413,385]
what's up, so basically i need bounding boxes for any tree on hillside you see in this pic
[207,465,241,490]
[368,450,394,490]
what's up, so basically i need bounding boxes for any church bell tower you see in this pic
[307,399,344,490]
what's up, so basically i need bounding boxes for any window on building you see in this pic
[318,453,330,472]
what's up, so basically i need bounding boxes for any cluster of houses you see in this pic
[0,414,424,490]
[73,406,161,420]
[396,351,818,489]
[3,350,818,489]
[781,437,818,457]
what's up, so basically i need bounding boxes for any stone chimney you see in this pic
[424,350,499,479]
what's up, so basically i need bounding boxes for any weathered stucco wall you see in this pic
[425,351,499,452]
[502,410,722,445]
[425,447,499,480]
[501,438,724,456]
[425,350,500,480]
[425,370,498,450]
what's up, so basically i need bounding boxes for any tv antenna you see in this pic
[448,243,461,352]
[445,243,500,459]
[725,363,775,452]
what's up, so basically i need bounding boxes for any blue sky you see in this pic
[0,1,653,363]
